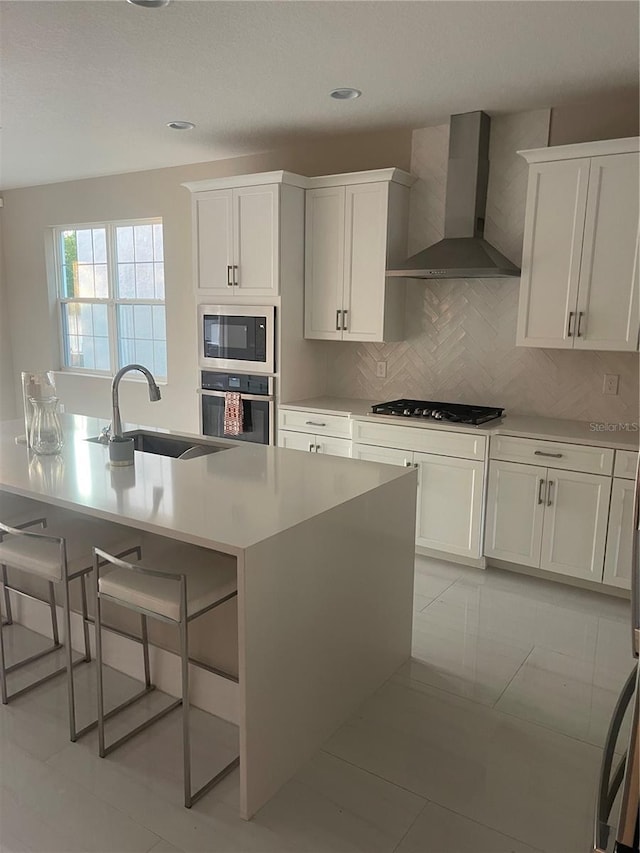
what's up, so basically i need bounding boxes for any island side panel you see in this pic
[237,470,417,820]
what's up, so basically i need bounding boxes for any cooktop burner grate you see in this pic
[370,399,504,425]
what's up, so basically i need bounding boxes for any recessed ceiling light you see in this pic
[330,88,362,100]
[167,121,195,131]
[127,0,171,8]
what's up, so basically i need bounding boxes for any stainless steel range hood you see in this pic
[387,111,520,279]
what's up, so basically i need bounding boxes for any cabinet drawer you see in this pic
[614,449,638,479]
[490,435,614,475]
[278,408,351,439]
[352,444,410,467]
[353,419,486,460]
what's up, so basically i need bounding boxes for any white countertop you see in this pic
[0,415,411,555]
[280,398,640,451]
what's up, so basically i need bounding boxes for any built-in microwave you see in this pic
[198,305,275,375]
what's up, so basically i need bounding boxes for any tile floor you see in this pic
[0,555,635,853]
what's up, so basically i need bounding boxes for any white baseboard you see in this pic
[415,546,486,569]
[5,589,239,725]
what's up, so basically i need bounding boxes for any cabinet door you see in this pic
[194,190,234,292]
[603,478,635,590]
[352,443,411,467]
[233,185,279,296]
[574,153,640,351]
[304,187,345,340]
[316,437,352,458]
[342,183,388,342]
[414,453,485,558]
[484,461,546,567]
[539,470,611,581]
[517,159,590,348]
[278,430,316,453]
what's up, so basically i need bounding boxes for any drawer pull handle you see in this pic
[538,478,545,504]
[404,460,412,467]
[576,311,584,337]
[227,264,233,287]
[308,442,315,453]
[342,309,348,331]
[567,311,575,337]
[336,310,341,331]
[534,451,563,458]
[546,480,554,506]
[306,421,327,427]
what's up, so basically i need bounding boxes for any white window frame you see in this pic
[53,217,166,379]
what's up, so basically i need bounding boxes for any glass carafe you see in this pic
[29,396,64,455]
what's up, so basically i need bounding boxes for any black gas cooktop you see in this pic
[371,399,504,426]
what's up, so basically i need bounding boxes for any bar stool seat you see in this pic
[99,554,236,622]
[0,517,139,582]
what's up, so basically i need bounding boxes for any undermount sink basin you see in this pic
[86,430,231,460]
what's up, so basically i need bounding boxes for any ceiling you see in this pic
[1,0,638,189]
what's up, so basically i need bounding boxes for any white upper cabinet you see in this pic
[304,170,413,342]
[184,171,308,299]
[518,138,640,352]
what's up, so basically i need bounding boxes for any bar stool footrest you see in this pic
[187,755,240,809]
[4,651,89,703]
[101,693,181,758]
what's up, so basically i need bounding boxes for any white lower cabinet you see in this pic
[538,469,611,582]
[278,430,351,458]
[353,441,484,559]
[484,461,546,568]
[485,459,612,583]
[603,478,635,590]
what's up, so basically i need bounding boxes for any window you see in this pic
[55,219,167,379]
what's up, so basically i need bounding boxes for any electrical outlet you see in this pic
[376,361,387,379]
[603,374,619,395]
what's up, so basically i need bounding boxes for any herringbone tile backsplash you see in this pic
[326,112,639,423]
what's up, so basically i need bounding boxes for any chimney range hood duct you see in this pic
[387,111,520,279]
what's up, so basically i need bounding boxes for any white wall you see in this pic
[1,129,412,432]
[0,215,17,421]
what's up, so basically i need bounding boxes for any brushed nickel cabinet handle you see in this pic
[233,264,239,286]
[534,450,563,458]
[336,310,341,331]
[227,264,233,287]
[308,442,315,453]
[404,460,412,467]
[546,480,554,506]
[305,421,326,427]
[342,309,348,331]
[538,478,545,504]
[577,311,584,337]
[567,311,575,337]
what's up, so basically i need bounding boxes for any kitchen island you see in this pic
[0,414,417,819]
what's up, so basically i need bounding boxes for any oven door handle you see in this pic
[200,389,274,402]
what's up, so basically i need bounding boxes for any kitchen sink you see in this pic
[86,430,231,460]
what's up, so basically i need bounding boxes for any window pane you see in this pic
[94,264,108,298]
[153,224,164,261]
[133,304,153,340]
[94,337,110,371]
[152,305,166,340]
[119,338,135,366]
[117,263,136,298]
[134,339,154,369]
[134,225,153,262]
[76,229,94,264]
[153,340,167,378]
[93,229,107,264]
[118,304,134,338]
[116,226,134,262]
[93,303,109,338]
[154,263,165,299]
[78,303,93,336]
[135,263,154,299]
[77,265,95,297]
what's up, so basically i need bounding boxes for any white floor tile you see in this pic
[400,608,533,705]
[395,802,542,853]
[325,679,601,852]
[495,646,634,747]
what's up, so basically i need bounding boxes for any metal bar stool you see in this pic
[94,546,239,808]
[0,513,141,741]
